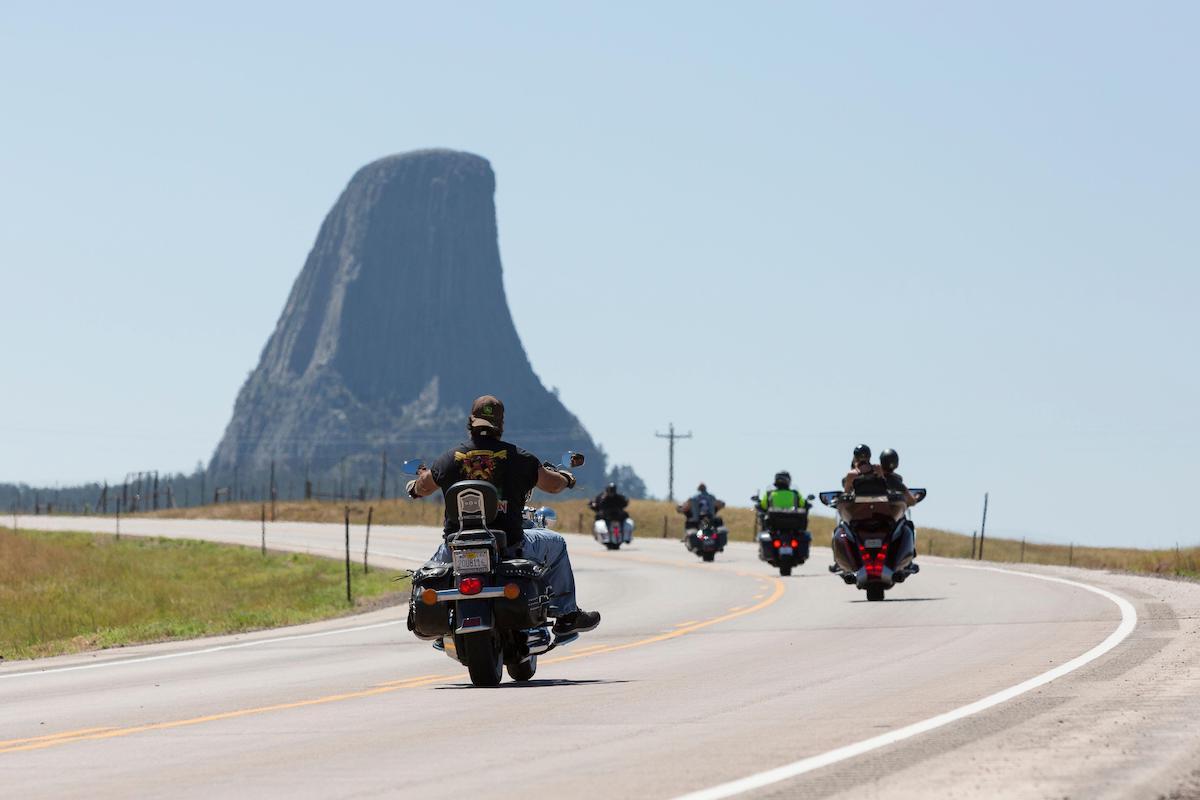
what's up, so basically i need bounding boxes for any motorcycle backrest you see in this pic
[443,480,500,532]
[852,474,889,497]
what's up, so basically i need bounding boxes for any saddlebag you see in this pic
[493,559,550,629]
[407,562,454,640]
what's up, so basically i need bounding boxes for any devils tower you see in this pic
[208,149,605,495]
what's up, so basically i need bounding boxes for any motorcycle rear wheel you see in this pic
[702,552,715,562]
[462,632,503,686]
[866,585,886,602]
[779,565,792,576]
[507,655,537,682]
[605,542,621,550]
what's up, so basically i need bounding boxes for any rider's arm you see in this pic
[536,464,573,493]
[407,467,438,498]
[716,499,726,510]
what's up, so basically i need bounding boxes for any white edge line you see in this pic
[0,620,403,680]
[670,564,1139,800]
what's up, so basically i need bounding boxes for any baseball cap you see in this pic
[469,395,505,432]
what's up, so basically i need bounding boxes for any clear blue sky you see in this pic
[1,2,1196,547]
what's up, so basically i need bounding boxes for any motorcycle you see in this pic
[753,494,815,576]
[819,474,926,601]
[402,452,585,686]
[684,514,727,562]
[592,513,633,550]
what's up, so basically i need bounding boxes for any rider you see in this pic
[880,447,920,568]
[756,470,807,529]
[589,482,633,541]
[406,395,601,636]
[842,444,880,493]
[678,482,725,536]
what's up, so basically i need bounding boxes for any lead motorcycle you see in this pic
[820,474,926,601]
[592,512,633,550]
[402,452,585,686]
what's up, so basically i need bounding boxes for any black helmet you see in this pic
[880,449,899,471]
[697,482,707,493]
[773,471,791,489]
[605,482,617,494]
[853,444,871,462]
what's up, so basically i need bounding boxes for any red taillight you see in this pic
[773,539,782,549]
[860,542,889,578]
[791,539,799,548]
[458,577,483,595]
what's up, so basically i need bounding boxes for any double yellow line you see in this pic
[1,565,784,756]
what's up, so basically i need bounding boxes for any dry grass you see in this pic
[0,528,409,661]
[143,497,1200,578]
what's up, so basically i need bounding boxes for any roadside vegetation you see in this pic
[0,528,409,661]
[143,497,1200,579]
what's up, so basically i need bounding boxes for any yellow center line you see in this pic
[673,620,700,627]
[728,606,745,612]
[0,727,116,748]
[2,567,786,757]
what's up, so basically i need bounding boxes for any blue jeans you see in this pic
[428,528,579,616]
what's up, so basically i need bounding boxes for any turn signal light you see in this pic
[459,577,483,595]
[420,588,438,605]
[503,582,521,600]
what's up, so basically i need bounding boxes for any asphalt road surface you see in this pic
[4,515,1199,799]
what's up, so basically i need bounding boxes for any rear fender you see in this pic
[454,599,494,634]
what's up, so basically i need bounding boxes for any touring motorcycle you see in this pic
[684,515,727,562]
[820,474,926,601]
[592,513,633,550]
[402,452,585,686]
[753,496,815,576]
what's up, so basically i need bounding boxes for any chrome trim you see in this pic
[456,621,492,634]
[429,586,509,603]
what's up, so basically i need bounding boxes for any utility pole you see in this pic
[654,423,693,503]
[978,492,989,561]
[379,451,388,500]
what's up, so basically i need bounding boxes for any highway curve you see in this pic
[4,516,1199,799]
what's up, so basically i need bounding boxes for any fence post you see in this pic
[662,515,667,538]
[344,506,353,605]
[1068,542,1073,567]
[971,530,977,560]
[261,504,267,556]
[364,506,373,573]
[1020,537,1026,563]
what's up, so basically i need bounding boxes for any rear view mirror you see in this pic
[401,459,426,476]
[818,491,840,507]
[909,488,927,504]
[563,451,585,468]
[806,494,815,502]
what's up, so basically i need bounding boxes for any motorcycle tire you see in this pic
[507,656,537,682]
[605,543,621,551]
[702,552,715,562]
[779,565,792,577]
[866,585,886,602]
[462,631,503,687]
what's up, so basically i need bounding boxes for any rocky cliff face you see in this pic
[208,149,605,495]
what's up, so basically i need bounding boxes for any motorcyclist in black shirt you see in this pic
[406,395,601,636]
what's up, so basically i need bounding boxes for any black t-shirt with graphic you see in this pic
[429,433,541,544]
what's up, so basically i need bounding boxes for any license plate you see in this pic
[780,546,793,555]
[452,548,490,575]
[864,538,883,548]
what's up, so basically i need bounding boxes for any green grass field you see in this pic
[145,496,1200,578]
[0,528,409,661]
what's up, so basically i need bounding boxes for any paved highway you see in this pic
[3,516,1198,798]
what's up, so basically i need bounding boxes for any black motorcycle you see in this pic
[819,475,926,601]
[684,514,727,562]
[754,498,814,576]
[403,453,584,686]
